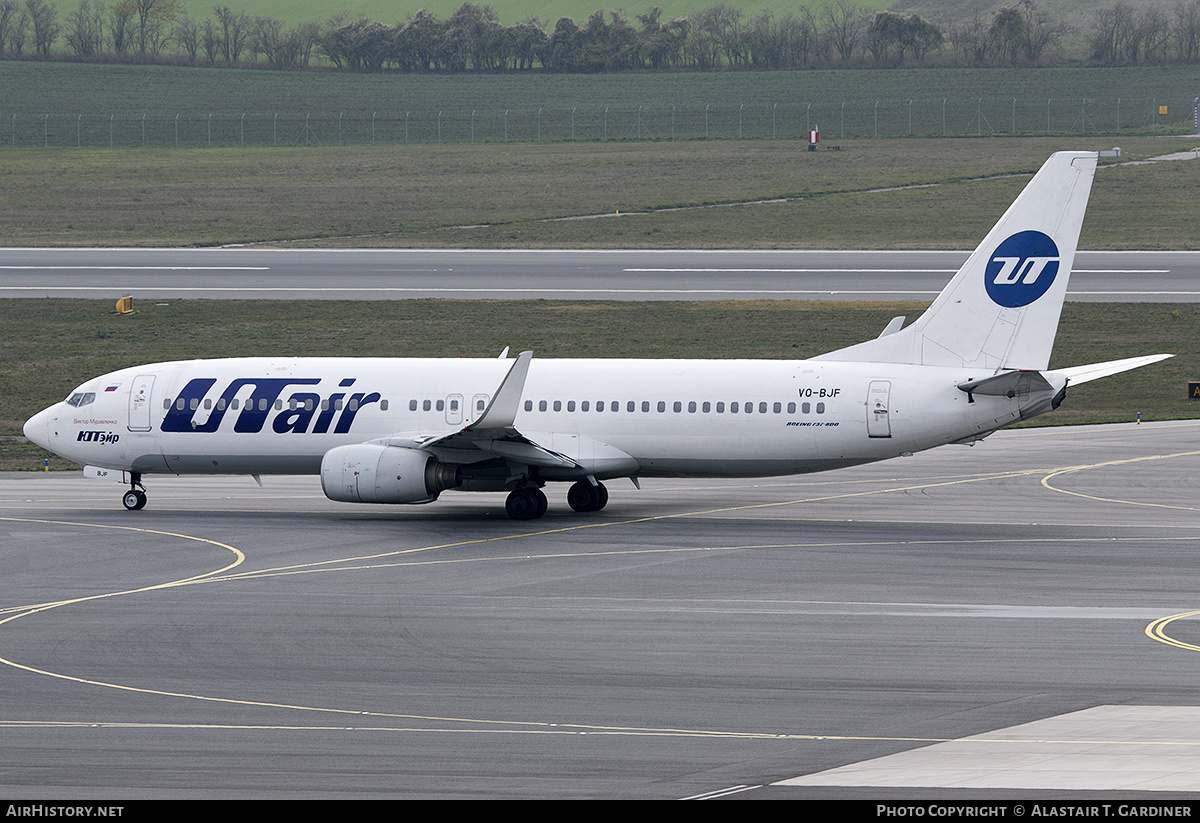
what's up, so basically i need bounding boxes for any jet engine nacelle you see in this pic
[320,444,461,504]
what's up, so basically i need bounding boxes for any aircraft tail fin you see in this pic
[815,151,1098,371]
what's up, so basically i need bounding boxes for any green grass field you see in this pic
[1,137,1196,248]
[1,298,1191,469]
[5,63,1198,129]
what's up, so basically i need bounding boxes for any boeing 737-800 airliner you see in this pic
[23,151,1171,519]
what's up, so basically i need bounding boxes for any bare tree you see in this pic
[823,0,868,64]
[212,4,248,63]
[65,0,105,56]
[25,0,59,57]
[1175,0,1200,62]
[115,0,182,55]
[0,0,20,57]
[174,15,198,62]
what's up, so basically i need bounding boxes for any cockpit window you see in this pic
[66,392,96,407]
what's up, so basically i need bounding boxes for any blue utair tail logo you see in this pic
[984,230,1061,308]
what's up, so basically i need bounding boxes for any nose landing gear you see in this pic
[122,473,147,510]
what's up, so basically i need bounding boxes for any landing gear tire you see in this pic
[506,487,548,521]
[122,489,147,511]
[567,480,608,513]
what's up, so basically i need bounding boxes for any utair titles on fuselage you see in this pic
[161,376,380,435]
[23,151,1172,520]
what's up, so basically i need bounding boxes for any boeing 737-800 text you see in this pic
[23,152,1171,519]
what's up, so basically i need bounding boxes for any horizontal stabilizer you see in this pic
[1053,354,1174,386]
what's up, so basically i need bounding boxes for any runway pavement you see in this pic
[1,248,1198,301]
[2,420,1200,798]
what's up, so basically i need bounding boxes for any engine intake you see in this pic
[321,444,461,504]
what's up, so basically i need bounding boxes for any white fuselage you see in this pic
[25,356,1028,482]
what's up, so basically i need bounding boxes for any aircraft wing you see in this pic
[377,351,582,470]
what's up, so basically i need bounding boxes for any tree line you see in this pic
[1,0,1200,70]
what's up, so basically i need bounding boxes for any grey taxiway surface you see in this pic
[3,420,1200,798]
[2,248,1198,301]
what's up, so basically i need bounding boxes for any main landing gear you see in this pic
[566,480,608,513]
[122,473,147,511]
[504,480,610,521]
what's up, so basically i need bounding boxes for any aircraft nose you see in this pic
[23,407,51,450]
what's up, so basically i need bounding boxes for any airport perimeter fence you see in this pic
[7,97,1200,148]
